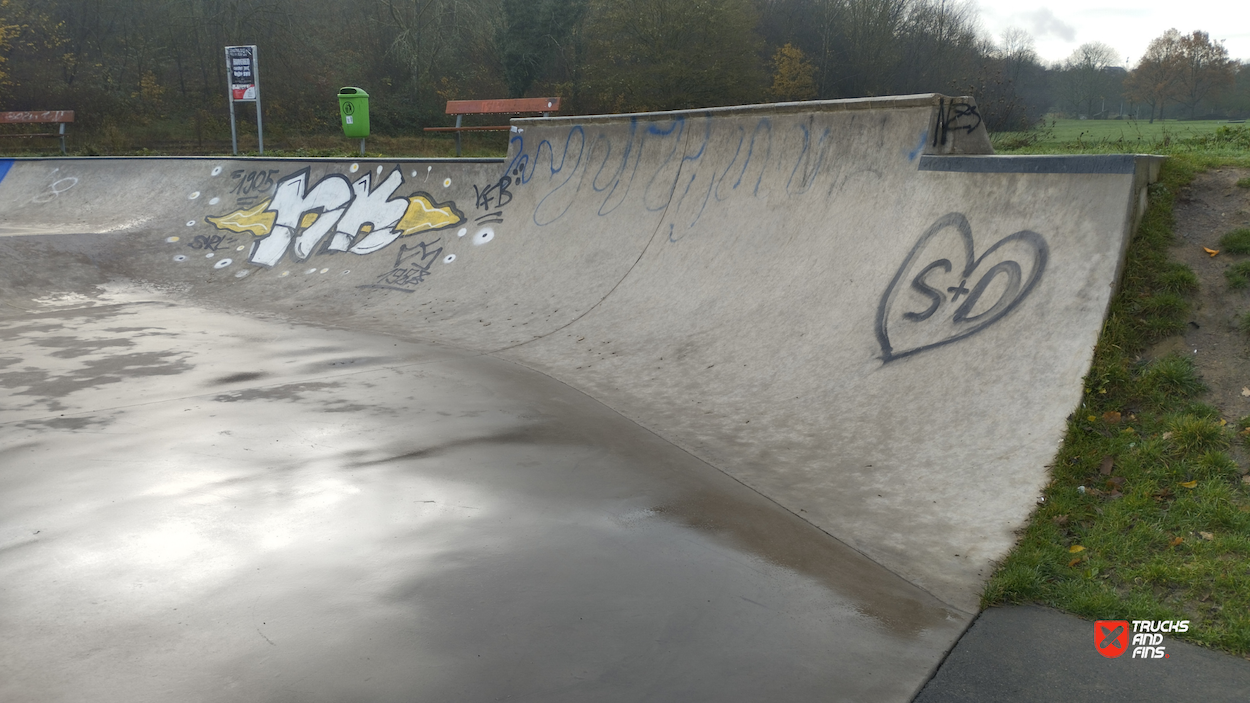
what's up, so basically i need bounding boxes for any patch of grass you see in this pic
[993,121,1250,158]
[1219,228,1250,255]
[984,154,1250,658]
[1239,310,1250,335]
[1136,355,1206,407]
[1158,263,1199,294]
[1237,177,1250,189]
[1226,261,1250,289]
[1165,412,1230,455]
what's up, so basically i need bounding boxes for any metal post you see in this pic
[229,98,238,155]
[455,114,462,157]
[58,123,66,155]
[254,51,264,155]
[360,138,365,156]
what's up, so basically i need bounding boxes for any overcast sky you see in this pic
[973,1,1250,67]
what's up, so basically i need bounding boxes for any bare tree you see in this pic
[998,27,1036,83]
[1060,41,1121,118]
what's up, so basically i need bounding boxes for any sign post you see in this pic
[225,45,264,155]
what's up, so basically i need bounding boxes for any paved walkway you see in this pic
[917,606,1250,702]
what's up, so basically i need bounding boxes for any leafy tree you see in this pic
[580,0,764,112]
[769,43,816,101]
[498,0,587,98]
[1175,30,1235,118]
[1124,29,1183,123]
[0,1,19,95]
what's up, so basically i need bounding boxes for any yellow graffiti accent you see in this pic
[300,212,319,229]
[397,195,464,236]
[206,201,276,236]
[359,223,373,234]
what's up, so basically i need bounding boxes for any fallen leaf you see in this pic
[1220,418,1229,427]
[1169,536,1184,546]
[1181,480,1199,488]
[1204,247,1220,257]
[1122,427,1135,434]
[1052,514,1069,526]
[1103,411,1122,424]
[1243,387,1250,397]
[1162,431,1174,439]
[1069,545,1085,553]
[1200,531,1215,541]
[1068,557,1082,567]
[1087,415,1097,422]
[1099,455,1115,475]
[1242,476,1250,485]
[1106,476,1126,489]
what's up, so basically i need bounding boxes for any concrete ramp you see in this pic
[0,95,1159,700]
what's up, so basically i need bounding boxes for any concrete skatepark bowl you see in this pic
[0,95,1160,701]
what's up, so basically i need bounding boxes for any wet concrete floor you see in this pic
[0,292,967,702]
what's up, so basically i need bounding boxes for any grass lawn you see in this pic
[0,130,510,159]
[993,119,1246,154]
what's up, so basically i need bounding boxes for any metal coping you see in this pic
[0,156,506,164]
[514,93,965,126]
[919,154,1144,174]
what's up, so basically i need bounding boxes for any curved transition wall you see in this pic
[0,94,1158,611]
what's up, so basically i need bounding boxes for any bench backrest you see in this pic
[0,111,75,124]
[445,98,560,115]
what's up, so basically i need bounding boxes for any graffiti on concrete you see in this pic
[30,167,78,204]
[503,112,894,241]
[228,168,281,207]
[206,167,465,267]
[933,98,982,147]
[188,233,237,252]
[360,238,444,293]
[875,213,1048,362]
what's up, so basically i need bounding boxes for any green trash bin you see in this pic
[338,87,370,138]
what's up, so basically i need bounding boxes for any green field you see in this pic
[994,118,1247,152]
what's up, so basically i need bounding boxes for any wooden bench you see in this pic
[425,98,560,156]
[0,111,74,155]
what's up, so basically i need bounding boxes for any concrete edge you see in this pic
[513,93,960,126]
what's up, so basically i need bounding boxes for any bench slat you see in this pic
[445,98,559,115]
[0,111,74,124]
[423,125,513,132]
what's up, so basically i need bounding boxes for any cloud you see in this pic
[1024,9,1077,42]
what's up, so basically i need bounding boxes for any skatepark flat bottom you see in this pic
[0,293,967,702]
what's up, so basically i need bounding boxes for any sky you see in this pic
[973,1,1250,67]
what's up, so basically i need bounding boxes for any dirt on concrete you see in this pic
[1150,166,1250,424]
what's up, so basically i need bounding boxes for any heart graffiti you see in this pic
[876,212,1048,362]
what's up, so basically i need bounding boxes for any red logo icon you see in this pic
[1095,620,1129,658]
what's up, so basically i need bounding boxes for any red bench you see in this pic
[0,111,74,155]
[425,98,560,156]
